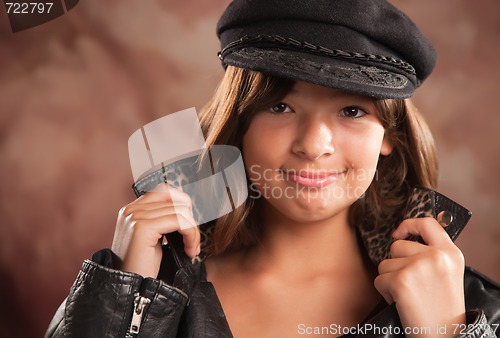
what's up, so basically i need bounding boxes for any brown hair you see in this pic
[199,66,438,255]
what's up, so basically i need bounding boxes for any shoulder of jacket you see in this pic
[463,265,500,330]
[465,266,500,290]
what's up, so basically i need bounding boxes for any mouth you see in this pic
[283,169,346,188]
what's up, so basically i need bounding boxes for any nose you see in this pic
[292,116,335,160]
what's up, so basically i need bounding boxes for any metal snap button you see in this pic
[437,210,453,227]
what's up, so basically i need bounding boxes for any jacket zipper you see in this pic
[126,293,151,337]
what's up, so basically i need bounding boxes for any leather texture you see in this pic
[45,188,500,337]
[403,187,472,244]
[45,255,189,338]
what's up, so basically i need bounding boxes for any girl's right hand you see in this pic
[111,183,200,278]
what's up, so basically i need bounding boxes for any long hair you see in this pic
[199,66,438,255]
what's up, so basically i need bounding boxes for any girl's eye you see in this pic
[340,106,367,119]
[270,102,292,114]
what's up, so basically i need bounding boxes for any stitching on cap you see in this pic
[230,47,409,90]
[220,34,417,77]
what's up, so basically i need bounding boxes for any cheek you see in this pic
[343,127,386,171]
[242,122,266,173]
[242,117,290,173]
[338,128,385,199]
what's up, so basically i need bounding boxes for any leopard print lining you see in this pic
[357,188,436,265]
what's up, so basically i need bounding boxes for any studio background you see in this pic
[0,1,498,337]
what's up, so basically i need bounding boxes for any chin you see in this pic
[272,195,353,223]
[287,208,349,225]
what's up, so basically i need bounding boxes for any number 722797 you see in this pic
[452,323,499,335]
[5,2,53,14]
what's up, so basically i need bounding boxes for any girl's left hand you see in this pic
[374,217,466,338]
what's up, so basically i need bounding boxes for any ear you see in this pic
[380,133,393,156]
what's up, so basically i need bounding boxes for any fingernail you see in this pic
[392,230,402,239]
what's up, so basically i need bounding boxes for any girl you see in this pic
[46,0,499,337]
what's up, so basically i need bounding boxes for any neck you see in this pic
[241,200,374,280]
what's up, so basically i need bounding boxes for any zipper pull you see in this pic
[129,293,151,335]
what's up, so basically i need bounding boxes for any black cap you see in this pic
[217,0,436,99]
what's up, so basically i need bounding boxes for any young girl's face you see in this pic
[242,81,393,223]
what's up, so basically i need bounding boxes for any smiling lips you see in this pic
[285,170,344,188]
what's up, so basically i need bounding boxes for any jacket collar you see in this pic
[357,187,472,266]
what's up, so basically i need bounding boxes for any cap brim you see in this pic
[223,47,414,99]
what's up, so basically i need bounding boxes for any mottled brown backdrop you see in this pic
[0,1,499,337]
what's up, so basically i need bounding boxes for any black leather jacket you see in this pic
[44,250,500,338]
[45,190,500,338]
